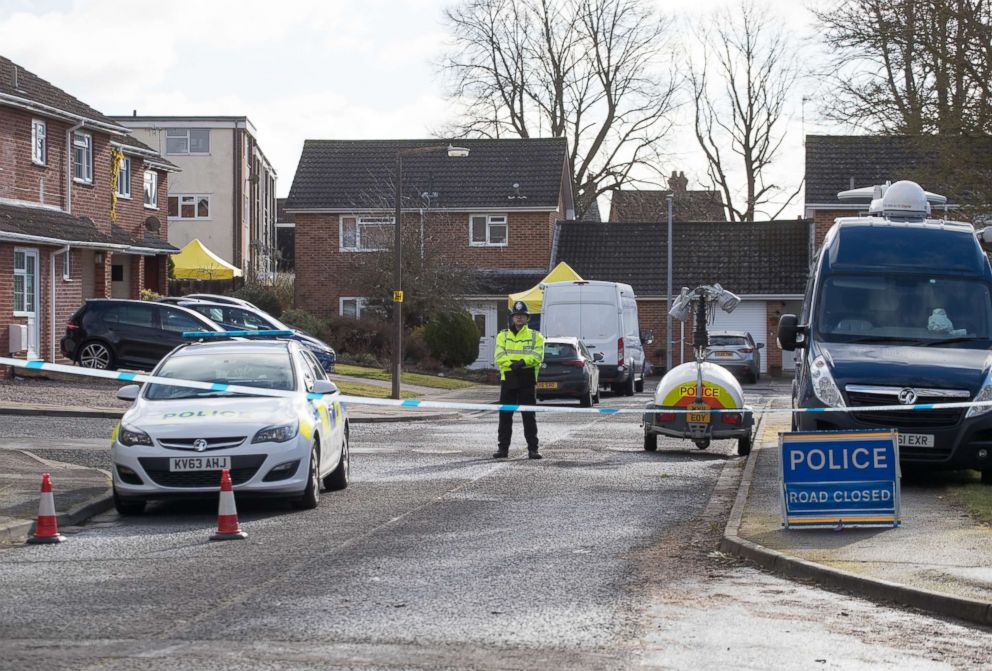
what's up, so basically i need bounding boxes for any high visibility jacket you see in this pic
[495,325,544,382]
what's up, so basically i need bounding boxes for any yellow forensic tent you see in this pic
[507,262,583,313]
[171,239,243,280]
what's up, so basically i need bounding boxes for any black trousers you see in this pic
[497,383,539,451]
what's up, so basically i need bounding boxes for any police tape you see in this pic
[5,355,992,417]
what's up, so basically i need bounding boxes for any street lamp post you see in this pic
[391,144,470,400]
[666,193,673,374]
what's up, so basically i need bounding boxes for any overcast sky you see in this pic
[1,0,839,218]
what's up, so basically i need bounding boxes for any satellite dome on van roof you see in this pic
[837,179,948,221]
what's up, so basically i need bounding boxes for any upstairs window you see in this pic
[73,132,92,182]
[469,214,508,246]
[168,195,211,219]
[116,157,131,198]
[31,119,46,165]
[143,170,158,208]
[340,215,393,251]
[165,128,210,154]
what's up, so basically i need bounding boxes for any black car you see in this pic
[60,299,225,370]
[536,337,602,407]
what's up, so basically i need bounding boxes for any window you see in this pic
[31,119,46,165]
[13,250,36,313]
[116,304,154,328]
[111,264,124,282]
[73,132,92,182]
[116,157,131,198]
[160,308,203,333]
[167,194,210,219]
[165,128,209,154]
[143,171,157,208]
[340,297,368,318]
[339,216,393,251]
[469,214,508,246]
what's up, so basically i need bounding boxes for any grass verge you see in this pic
[944,471,992,526]
[336,380,419,400]
[335,364,476,390]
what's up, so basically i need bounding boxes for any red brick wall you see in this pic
[295,210,559,318]
[0,108,67,208]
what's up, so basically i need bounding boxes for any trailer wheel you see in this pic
[643,433,658,451]
[737,432,752,456]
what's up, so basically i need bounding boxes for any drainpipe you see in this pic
[65,121,84,212]
[50,245,70,362]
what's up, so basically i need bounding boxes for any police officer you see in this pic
[493,300,545,459]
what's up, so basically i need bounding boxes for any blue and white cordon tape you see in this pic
[3,355,992,417]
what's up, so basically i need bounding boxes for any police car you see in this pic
[111,337,349,514]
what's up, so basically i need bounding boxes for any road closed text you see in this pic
[787,488,893,504]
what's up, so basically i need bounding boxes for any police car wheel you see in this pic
[643,433,658,452]
[737,433,752,456]
[323,432,350,491]
[113,486,145,516]
[292,444,321,510]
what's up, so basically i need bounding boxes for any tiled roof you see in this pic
[553,220,810,296]
[471,268,549,295]
[609,189,726,222]
[115,136,179,170]
[0,202,176,252]
[0,56,126,131]
[286,138,569,211]
[805,135,992,205]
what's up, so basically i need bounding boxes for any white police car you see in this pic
[111,337,349,514]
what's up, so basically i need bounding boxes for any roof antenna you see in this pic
[508,182,527,200]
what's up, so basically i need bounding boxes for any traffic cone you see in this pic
[210,468,247,541]
[27,473,65,544]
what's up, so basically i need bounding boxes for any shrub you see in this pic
[140,288,163,301]
[324,315,392,359]
[232,284,282,318]
[404,326,431,365]
[279,308,325,337]
[423,311,480,368]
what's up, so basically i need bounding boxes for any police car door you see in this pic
[298,349,338,472]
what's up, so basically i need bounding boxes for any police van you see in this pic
[779,181,992,482]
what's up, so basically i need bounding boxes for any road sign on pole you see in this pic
[779,430,901,529]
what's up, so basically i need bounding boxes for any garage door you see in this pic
[709,301,768,373]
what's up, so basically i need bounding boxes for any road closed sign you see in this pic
[780,430,901,529]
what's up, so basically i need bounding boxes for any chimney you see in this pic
[667,170,689,192]
[132,109,137,117]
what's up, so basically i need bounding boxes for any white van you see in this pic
[540,280,648,395]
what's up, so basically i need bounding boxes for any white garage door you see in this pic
[709,301,768,373]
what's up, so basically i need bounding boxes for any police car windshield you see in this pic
[145,351,296,400]
[816,274,992,345]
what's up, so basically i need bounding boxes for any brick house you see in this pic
[551,220,810,377]
[0,56,178,376]
[285,138,575,366]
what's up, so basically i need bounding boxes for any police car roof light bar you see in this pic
[181,329,295,339]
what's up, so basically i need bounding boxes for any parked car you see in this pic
[156,296,207,306]
[704,330,763,383]
[536,337,602,406]
[111,338,348,514]
[178,301,336,372]
[60,299,225,371]
[183,293,259,310]
[541,280,649,396]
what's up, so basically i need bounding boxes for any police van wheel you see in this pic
[643,433,658,451]
[324,432,350,491]
[737,433,752,456]
[635,375,645,393]
[113,486,145,516]
[624,374,635,397]
[292,444,321,510]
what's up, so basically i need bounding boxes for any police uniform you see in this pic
[494,301,545,459]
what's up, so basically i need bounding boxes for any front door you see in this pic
[13,248,40,359]
[468,303,498,369]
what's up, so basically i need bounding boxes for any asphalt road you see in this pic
[1,386,990,669]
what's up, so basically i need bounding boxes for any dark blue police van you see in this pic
[779,181,992,483]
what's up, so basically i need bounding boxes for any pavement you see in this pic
[2,371,991,631]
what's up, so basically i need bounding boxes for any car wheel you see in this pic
[78,340,115,370]
[748,371,758,384]
[580,389,593,407]
[624,373,635,397]
[634,371,645,393]
[737,432,752,456]
[981,469,992,485]
[323,431,350,491]
[593,388,601,404]
[292,443,321,510]
[113,486,145,516]
[643,432,658,451]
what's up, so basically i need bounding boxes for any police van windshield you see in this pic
[145,351,297,399]
[815,274,992,345]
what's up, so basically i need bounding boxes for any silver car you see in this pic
[703,330,763,383]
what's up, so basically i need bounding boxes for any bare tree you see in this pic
[440,0,680,218]
[688,0,802,222]
[815,0,992,135]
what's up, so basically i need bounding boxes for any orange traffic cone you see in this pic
[27,473,65,544]
[210,468,247,541]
